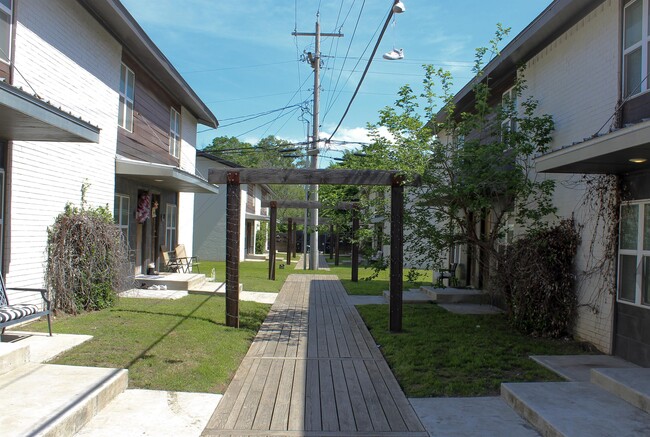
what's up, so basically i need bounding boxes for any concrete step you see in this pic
[0,363,128,436]
[135,273,207,291]
[420,285,488,304]
[591,368,650,415]
[382,288,434,304]
[188,281,243,296]
[0,341,29,376]
[74,389,221,436]
[502,381,650,437]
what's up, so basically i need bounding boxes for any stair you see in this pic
[420,285,488,304]
[0,334,220,436]
[502,367,650,436]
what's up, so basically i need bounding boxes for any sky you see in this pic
[120,0,554,166]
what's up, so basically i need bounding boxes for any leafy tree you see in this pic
[328,26,557,291]
[203,135,306,169]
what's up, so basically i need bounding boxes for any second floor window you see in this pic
[623,0,649,97]
[119,63,135,131]
[0,0,12,63]
[501,87,518,141]
[170,108,181,158]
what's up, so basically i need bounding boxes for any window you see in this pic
[169,108,181,159]
[165,204,177,249]
[114,194,130,242]
[617,201,650,306]
[623,0,650,97]
[0,0,12,63]
[501,87,518,140]
[118,63,135,131]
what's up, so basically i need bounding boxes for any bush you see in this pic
[496,219,580,338]
[46,202,130,314]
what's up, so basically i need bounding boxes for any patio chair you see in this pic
[160,245,182,272]
[437,263,459,287]
[174,244,200,273]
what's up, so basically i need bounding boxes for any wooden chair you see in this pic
[160,245,182,272]
[174,244,200,273]
[437,263,459,287]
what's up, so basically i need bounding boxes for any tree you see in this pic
[329,26,556,291]
[203,135,306,169]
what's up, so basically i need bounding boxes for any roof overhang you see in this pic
[115,156,219,194]
[0,80,99,142]
[536,121,650,174]
[78,0,218,128]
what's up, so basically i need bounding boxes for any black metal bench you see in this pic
[0,274,52,336]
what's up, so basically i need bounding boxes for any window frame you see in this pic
[169,107,181,159]
[114,193,130,242]
[617,200,650,307]
[0,0,13,64]
[622,0,650,98]
[165,203,177,249]
[118,63,135,132]
[501,86,518,141]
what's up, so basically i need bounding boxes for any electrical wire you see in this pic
[327,6,394,141]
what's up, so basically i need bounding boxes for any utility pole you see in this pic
[293,17,342,270]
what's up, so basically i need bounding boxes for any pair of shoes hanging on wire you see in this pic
[383,48,404,60]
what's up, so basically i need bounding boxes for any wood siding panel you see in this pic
[117,53,180,165]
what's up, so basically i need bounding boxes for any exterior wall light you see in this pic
[629,158,648,164]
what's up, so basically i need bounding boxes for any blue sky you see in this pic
[120,0,553,165]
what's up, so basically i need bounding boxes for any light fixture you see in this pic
[154,179,164,182]
[629,158,647,164]
[393,1,406,13]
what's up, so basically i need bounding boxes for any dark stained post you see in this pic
[268,202,277,280]
[292,222,298,257]
[390,176,404,332]
[226,171,240,328]
[286,218,293,266]
[351,208,359,282]
[335,228,340,266]
[329,224,334,260]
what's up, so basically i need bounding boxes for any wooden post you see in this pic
[329,224,334,260]
[268,202,277,280]
[335,229,340,266]
[226,171,240,328]
[292,222,298,257]
[351,209,359,282]
[390,176,404,332]
[287,218,293,266]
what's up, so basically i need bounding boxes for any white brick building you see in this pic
[0,0,218,305]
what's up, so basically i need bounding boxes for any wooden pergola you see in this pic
[260,199,359,281]
[208,168,411,332]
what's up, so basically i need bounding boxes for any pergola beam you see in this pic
[209,168,404,186]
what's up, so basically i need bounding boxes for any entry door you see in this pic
[618,202,650,306]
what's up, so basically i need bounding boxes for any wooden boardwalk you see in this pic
[202,274,426,437]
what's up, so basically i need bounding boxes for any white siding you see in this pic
[193,157,228,261]
[177,107,198,257]
[524,0,619,352]
[7,0,121,302]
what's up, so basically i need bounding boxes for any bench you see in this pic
[0,274,52,336]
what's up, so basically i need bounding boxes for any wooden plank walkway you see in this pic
[202,274,426,437]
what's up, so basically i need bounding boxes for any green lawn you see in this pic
[25,295,269,393]
[357,303,595,397]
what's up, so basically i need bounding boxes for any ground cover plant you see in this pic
[25,295,269,393]
[357,303,595,397]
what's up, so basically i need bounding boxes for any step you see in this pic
[382,288,434,304]
[420,286,488,304]
[135,273,207,291]
[188,282,243,296]
[74,389,221,436]
[501,381,650,437]
[591,368,650,414]
[0,363,128,436]
[0,342,29,376]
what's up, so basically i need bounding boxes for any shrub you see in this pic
[46,200,130,314]
[496,219,580,338]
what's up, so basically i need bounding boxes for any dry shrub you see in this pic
[496,219,580,338]
[46,203,130,314]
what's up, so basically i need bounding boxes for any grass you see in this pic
[356,303,596,397]
[201,259,298,292]
[24,295,269,393]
